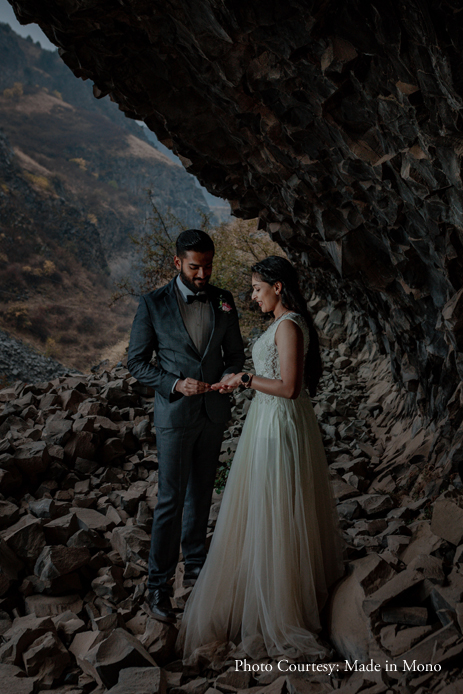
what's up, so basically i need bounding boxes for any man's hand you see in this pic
[174,378,212,396]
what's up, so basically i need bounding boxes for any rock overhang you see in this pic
[6,0,463,428]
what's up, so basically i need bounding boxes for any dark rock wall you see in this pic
[7,0,463,427]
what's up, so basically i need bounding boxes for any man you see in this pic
[127,229,245,623]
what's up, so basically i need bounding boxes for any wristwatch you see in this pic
[240,373,253,388]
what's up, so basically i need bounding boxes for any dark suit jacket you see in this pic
[127,278,245,427]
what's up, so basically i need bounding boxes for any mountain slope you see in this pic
[0,23,211,373]
[0,23,210,267]
[0,128,136,372]
[0,85,209,274]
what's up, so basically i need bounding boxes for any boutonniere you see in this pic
[218,295,233,313]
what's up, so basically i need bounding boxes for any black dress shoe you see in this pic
[183,564,203,587]
[144,589,176,624]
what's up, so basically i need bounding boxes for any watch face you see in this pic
[241,374,250,383]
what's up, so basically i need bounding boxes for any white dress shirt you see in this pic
[171,275,213,393]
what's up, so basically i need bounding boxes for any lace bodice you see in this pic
[251,312,310,404]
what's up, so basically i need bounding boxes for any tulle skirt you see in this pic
[177,392,345,660]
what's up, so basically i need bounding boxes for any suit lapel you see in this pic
[201,286,221,360]
[202,296,216,361]
[164,278,201,359]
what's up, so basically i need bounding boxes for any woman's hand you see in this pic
[215,321,304,400]
[210,372,244,393]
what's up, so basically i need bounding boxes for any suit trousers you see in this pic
[148,403,225,592]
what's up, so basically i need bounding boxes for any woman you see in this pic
[177,256,344,661]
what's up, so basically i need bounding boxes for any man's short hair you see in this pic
[176,229,215,257]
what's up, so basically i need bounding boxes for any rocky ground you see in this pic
[0,329,81,384]
[1,294,463,694]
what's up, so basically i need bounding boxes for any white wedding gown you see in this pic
[177,312,345,660]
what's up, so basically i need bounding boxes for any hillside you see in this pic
[0,86,209,276]
[0,128,136,372]
[0,22,210,263]
[0,23,210,374]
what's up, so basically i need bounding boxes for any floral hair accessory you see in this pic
[218,296,233,312]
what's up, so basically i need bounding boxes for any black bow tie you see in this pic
[186,293,208,304]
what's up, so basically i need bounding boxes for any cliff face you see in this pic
[8,1,463,435]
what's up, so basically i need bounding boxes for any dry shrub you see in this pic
[29,306,51,342]
[3,82,23,99]
[42,260,57,276]
[23,171,53,192]
[6,304,30,329]
[52,246,71,274]
[45,337,58,357]
[47,304,71,318]
[57,315,74,331]
[78,315,97,333]
[58,334,78,345]
[69,158,87,170]
[0,263,28,290]
[22,260,63,287]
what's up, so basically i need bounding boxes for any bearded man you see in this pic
[127,229,245,623]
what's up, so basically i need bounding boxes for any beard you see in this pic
[179,268,210,294]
